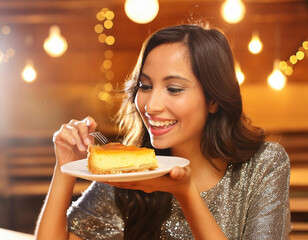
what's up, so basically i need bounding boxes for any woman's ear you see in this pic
[209,100,219,113]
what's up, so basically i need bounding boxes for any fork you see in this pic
[90,132,109,145]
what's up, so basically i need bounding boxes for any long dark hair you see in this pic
[115,23,265,239]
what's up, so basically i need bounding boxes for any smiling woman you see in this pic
[35,23,291,240]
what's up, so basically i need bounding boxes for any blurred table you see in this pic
[0,228,34,240]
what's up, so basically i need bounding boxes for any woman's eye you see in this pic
[167,87,184,94]
[139,82,152,91]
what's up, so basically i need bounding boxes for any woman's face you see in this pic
[135,42,210,150]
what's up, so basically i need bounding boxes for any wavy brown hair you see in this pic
[115,24,265,239]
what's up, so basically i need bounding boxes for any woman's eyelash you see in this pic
[167,87,185,93]
[139,82,152,90]
[138,82,185,94]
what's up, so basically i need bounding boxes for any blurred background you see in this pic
[0,0,307,238]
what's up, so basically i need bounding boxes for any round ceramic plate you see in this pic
[61,156,190,182]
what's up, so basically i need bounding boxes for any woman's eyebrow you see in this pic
[140,72,151,80]
[140,72,190,82]
[163,75,190,82]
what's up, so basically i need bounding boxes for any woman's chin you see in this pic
[150,140,171,150]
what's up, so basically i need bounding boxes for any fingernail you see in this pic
[173,168,179,176]
[84,137,91,145]
[78,143,86,151]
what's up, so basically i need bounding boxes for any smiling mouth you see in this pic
[148,119,177,129]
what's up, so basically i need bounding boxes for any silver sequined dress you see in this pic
[67,142,291,239]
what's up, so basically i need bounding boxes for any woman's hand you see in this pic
[107,166,193,197]
[53,116,97,168]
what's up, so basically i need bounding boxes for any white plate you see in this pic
[61,156,190,182]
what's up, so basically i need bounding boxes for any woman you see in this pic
[35,24,291,240]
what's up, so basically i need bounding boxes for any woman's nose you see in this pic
[144,90,164,114]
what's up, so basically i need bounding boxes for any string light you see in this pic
[125,0,159,24]
[268,60,286,90]
[94,24,104,34]
[296,50,304,60]
[104,20,113,29]
[95,8,115,105]
[279,39,308,76]
[2,26,11,35]
[248,31,263,54]
[43,25,68,57]
[106,36,115,45]
[221,0,246,24]
[0,25,15,65]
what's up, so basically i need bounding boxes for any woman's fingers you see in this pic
[68,125,88,151]
[106,167,192,194]
[54,117,97,152]
[53,125,76,146]
[84,116,97,132]
[82,116,97,145]
[170,166,191,180]
[72,121,91,147]
[54,124,84,152]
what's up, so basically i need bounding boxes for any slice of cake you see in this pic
[87,143,158,174]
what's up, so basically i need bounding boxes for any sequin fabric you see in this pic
[67,142,291,239]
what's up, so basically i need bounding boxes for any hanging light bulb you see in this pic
[43,25,68,57]
[235,62,245,85]
[125,0,159,24]
[248,31,263,54]
[221,0,246,24]
[268,60,286,90]
[22,59,37,83]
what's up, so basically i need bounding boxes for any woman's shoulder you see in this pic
[244,141,290,180]
[253,141,289,165]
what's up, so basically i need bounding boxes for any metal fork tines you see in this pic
[90,132,109,145]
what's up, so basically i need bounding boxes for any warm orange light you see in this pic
[43,25,68,57]
[289,55,298,65]
[104,20,113,29]
[248,32,263,54]
[22,60,37,83]
[268,60,286,90]
[279,61,287,71]
[106,36,115,45]
[296,51,304,60]
[94,24,104,34]
[235,62,245,85]
[125,0,159,24]
[221,0,246,24]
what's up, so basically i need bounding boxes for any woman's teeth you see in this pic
[148,120,177,128]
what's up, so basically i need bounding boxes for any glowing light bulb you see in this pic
[235,62,245,85]
[267,60,286,90]
[289,55,298,64]
[22,60,37,82]
[296,51,304,60]
[221,0,246,24]
[303,41,308,50]
[43,25,68,57]
[125,0,159,24]
[248,32,263,54]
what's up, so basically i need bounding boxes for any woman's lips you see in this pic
[147,118,177,136]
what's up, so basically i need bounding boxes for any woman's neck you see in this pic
[171,143,227,193]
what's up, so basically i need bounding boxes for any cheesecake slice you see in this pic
[87,143,158,174]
